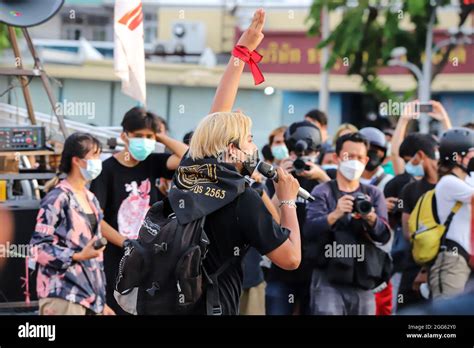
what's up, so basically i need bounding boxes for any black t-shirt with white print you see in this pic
[89,153,174,313]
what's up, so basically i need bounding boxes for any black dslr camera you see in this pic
[292,140,312,174]
[353,194,372,215]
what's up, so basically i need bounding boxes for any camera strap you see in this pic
[328,180,369,200]
[328,180,342,201]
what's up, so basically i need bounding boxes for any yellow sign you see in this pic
[0,180,6,201]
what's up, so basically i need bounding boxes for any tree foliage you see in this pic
[306,0,473,103]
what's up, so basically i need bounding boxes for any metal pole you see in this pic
[21,28,69,138]
[319,4,330,114]
[419,4,436,134]
[7,26,37,125]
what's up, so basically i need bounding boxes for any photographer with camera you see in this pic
[264,120,330,315]
[305,132,392,315]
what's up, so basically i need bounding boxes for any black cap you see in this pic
[439,127,474,164]
[284,121,322,153]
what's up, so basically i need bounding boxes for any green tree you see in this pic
[0,24,22,54]
[0,24,11,52]
[307,0,473,104]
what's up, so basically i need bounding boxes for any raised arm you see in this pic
[209,9,265,113]
[392,100,418,175]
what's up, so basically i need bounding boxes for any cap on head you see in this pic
[359,127,387,151]
[284,120,322,153]
[439,127,474,164]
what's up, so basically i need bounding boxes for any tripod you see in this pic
[0,26,68,137]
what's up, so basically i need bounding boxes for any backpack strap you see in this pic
[359,183,369,196]
[203,256,241,316]
[202,190,249,315]
[372,172,387,187]
[440,201,463,247]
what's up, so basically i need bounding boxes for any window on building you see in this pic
[144,11,157,44]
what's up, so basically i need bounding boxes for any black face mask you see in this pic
[466,157,474,173]
[236,147,259,177]
[366,149,384,171]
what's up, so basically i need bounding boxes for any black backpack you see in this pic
[114,198,231,315]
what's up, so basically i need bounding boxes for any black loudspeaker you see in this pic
[0,203,38,303]
[0,0,64,28]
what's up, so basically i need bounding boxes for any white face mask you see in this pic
[339,159,366,181]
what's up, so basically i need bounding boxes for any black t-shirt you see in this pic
[89,153,174,313]
[194,187,289,315]
[242,247,264,290]
[384,172,414,199]
[384,172,414,226]
[401,178,436,214]
[265,175,319,284]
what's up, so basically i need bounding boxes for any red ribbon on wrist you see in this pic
[232,45,265,85]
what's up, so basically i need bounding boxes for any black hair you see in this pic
[59,133,102,174]
[305,109,328,126]
[462,122,474,130]
[317,145,335,165]
[183,131,194,145]
[335,132,369,156]
[157,115,168,131]
[121,107,161,133]
[399,133,438,159]
[261,144,274,162]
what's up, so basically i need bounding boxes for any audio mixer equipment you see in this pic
[0,126,46,151]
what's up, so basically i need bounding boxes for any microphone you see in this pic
[257,161,315,202]
[93,237,108,250]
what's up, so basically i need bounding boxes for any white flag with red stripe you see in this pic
[114,0,146,105]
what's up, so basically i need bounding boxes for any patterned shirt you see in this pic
[30,179,106,314]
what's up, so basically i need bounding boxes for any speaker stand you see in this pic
[0,26,69,137]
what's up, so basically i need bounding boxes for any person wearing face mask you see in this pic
[264,121,329,315]
[386,134,439,311]
[166,9,301,315]
[357,128,396,315]
[30,133,114,315]
[89,107,188,314]
[429,127,474,299]
[318,145,338,179]
[359,127,394,191]
[305,132,392,315]
[268,126,289,165]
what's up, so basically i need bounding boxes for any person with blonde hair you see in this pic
[332,123,358,147]
[167,9,302,315]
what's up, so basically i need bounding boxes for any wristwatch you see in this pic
[279,200,297,208]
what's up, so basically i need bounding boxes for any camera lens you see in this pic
[293,158,306,171]
[353,194,372,215]
[294,140,308,153]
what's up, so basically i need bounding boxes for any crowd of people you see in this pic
[27,9,474,316]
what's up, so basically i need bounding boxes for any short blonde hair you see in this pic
[333,123,358,146]
[189,112,252,160]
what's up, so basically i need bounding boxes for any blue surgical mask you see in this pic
[271,144,289,161]
[321,164,338,171]
[405,161,425,177]
[80,159,102,181]
[128,137,156,161]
